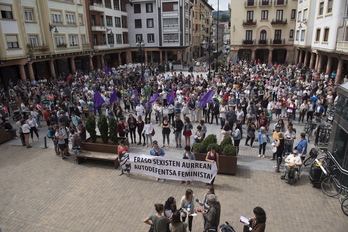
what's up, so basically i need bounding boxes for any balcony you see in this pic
[274,0,287,6]
[271,39,285,45]
[82,43,92,51]
[91,26,106,32]
[258,39,268,45]
[245,0,257,7]
[259,0,271,6]
[271,19,287,25]
[336,41,348,53]
[27,45,50,55]
[89,1,104,12]
[243,39,254,45]
[243,20,257,26]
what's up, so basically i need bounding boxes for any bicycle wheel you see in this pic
[303,156,315,167]
[308,129,312,143]
[321,176,341,197]
[339,189,348,204]
[341,198,348,216]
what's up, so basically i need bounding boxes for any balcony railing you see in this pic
[243,20,257,26]
[243,39,254,45]
[271,39,285,44]
[271,19,287,24]
[274,0,287,5]
[259,0,271,6]
[336,41,348,53]
[82,43,92,50]
[245,0,257,7]
[258,39,267,45]
[27,45,50,55]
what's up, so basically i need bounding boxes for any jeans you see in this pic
[145,134,152,146]
[220,117,226,128]
[259,142,266,155]
[283,144,293,156]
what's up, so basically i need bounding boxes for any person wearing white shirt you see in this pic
[282,150,302,183]
[135,102,144,118]
[142,118,154,148]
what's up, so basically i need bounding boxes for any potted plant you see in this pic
[97,115,109,143]
[86,116,97,143]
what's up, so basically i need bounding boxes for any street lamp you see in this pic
[202,38,216,80]
[136,40,145,83]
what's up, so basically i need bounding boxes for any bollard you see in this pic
[44,136,48,149]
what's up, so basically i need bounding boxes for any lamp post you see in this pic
[136,40,145,83]
[202,38,216,80]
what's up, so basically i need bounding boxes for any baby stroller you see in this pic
[10,103,21,121]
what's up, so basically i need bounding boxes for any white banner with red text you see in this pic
[125,153,217,183]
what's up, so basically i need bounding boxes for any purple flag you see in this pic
[94,91,105,109]
[148,92,159,104]
[134,88,139,103]
[104,66,110,74]
[110,90,117,105]
[167,91,175,105]
[200,89,214,107]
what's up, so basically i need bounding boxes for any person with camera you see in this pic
[150,141,166,182]
[199,194,220,232]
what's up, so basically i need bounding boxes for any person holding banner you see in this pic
[150,141,166,182]
[205,145,219,185]
[117,139,130,176]
[144,203,171,232]
[180,145,196,185]
[180,189,195,232]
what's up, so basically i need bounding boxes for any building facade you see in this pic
[126,0,194,64]
[295,0,348,83]
[230,0,297,64]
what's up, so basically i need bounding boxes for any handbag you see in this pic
[272,146,277,153]
[151,129,155,136]
[148,225,154,232]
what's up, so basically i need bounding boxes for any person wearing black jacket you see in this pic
[209,100,219,125]
[172,115,184,148]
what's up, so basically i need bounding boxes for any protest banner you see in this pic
[124,153,217,183]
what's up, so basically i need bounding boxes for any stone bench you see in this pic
[75,151,119,169]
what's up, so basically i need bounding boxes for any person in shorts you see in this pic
[55,126,67,160]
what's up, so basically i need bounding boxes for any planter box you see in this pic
[194,152,237,175]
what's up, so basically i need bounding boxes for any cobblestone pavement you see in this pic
[1,74,347,231]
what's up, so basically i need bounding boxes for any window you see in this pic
[303,9,307,21]
[78,14,83,25]
[163,34,179,42]
[260,30,267,40]
[147,19,154,28]
[147,33,154,43]
[93,34,98,45]
[29,35,38,46]
[261,0,269,5]
[55,36,66,46]
[261,10,268,20]
[146,3,153,13]
[247,11,253,21]
[66,13,76,25]
[135,34,143,42]
[163,3,178,12]
[163,18,178,27]
[122,32,128,44]
[276,10,283,21]
[134,4,141,13]
[300,30,305,41]
[319,2,324,15]
[323,28,329,41]
[81,35,85,44]
[69,35,78,46]
[298,11,302,22]
[274,30,281,40]
[247,0,255,6]
[246,30,252,40]
[25,8,33,21]
[116,34,122,44]
[291,9,296,19]
[106,17,113,27]
[108,34,114,44]
[289,29,294,39]
[122,15,127,28]
[6,35,19,48]
[0,5,13,19]
[114,0,120,10]
[327,0,333,13]
[315,28,321,41]
[52,11,62,24]
[91,15,96,26]
[115,17,121,27]
[295,30,299,41]
[135,19,142,28]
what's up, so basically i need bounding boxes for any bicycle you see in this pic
[341,196,348,216]
[304,120,317,143]
[320,160,342,197]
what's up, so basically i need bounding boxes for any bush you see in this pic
[97,115,109,143]
[220,136,233,149]
[206,143,221,154]
[203,134,217,148]
[109,117,118,144]
[223,144,236,156]
[192,143,206,153]
[86,116,97,143]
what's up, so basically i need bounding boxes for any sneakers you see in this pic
[262,155,265,158]
[258,155,261,158]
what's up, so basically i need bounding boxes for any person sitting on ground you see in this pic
[282,150,302,183]
[4,118,17,138]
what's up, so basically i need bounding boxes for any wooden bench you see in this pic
[0,127,14,144]
[75,151,120,169]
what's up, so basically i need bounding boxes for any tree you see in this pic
[97,115,109,143]
[86,116,97,143]
[109,117,118,144]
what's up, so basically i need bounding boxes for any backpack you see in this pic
[73,133,83,146]
[46,127,55,138]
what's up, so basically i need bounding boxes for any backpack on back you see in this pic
[46,127,55,138]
